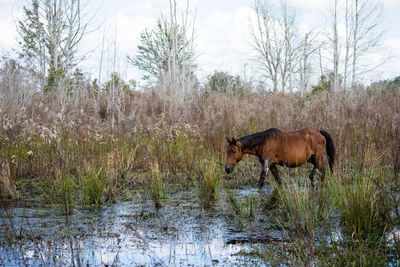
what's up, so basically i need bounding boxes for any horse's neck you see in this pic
[243,139,272,160]
[242,145,261,157]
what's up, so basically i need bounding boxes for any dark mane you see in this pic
[239,128,281,150]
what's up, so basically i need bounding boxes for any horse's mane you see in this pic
[239,128,282,150]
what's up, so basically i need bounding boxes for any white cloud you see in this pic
[381,37,400,78]
[196,6,255,78]
[0,16,17,51]
[382,0,400,8]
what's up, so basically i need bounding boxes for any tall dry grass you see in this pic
[1,61,400,265]
[0,59,399,204]
[4,89,398,167]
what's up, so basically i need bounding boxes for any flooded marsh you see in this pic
[1,187,282,266]
[2,170,400,266]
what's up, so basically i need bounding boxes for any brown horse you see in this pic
[225,128,335,188]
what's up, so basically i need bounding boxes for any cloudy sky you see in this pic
[0,0,399,86]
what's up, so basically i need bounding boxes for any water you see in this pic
[0,188,281,266]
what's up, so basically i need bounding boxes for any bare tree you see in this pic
[128,0,197,96]
[343,0,353,88]
[44,0,63,72]
[328,0,386,89]
[0,58,39,107]
[299,30,321,93]
[62,0,91,74]
[280,4,299,93]
[250,1,300,92]
[350,0,385,86]
[331,0,340,91]
[250,1,279,92]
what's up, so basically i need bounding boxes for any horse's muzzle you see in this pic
[225,165,234,174]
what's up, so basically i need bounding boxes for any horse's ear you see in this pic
[231,138,237,145]
[226,137,231,143]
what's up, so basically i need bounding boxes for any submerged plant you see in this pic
[227,192,258,219]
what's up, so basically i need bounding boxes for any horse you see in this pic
[225,128,335,188]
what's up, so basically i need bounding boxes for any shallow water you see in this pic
[0,187,282,266]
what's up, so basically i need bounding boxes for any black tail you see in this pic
[320,130,335,172]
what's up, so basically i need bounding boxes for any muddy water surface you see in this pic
[1,187,282,266]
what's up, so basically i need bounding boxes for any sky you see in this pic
[0,0,399,87]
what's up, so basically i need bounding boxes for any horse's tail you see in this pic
[320,130,335,172]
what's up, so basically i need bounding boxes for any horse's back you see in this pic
[288,128,325,144]
[273,128,326,166]
[290,128,326,157]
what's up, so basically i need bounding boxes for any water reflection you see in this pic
[0,189,270,266]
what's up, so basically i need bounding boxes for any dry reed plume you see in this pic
[0,64,399,201]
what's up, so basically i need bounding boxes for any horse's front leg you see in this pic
[258,159,269,189]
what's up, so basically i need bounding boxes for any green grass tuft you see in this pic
[197,157,220,209]
[80,167,105,206]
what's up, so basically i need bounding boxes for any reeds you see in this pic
[148,162,164,209]
[197,157,220,209]
[0,67,398,210]
[339,172,387,242]
[279,181,318,236]
[52,170,76,214]
[255,167,391,265]
[226,192,258,219]
[80,167,105,206]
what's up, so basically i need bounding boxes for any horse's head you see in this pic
[225,137,243,174]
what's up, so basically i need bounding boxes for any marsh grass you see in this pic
[51,171,76,214]
[0,74,399,264]
[317,238,387,266]
[1,86,399,204]
[276,178,323,237]
[80,167,105,206]
[260,167,391,265]
[148,162,165,209]
[196,157,221,209]
[339,171,387,242]
[104,142,138,202]
[226,191,258,219]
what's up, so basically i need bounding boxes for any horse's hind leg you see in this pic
[309,166,317,188]
[317,157,326,183]
[270,164,281,186]
[308,155,317,187]
[309,154,326,187]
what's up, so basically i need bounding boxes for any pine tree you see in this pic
[17,0,94,92]
[17,0,47,77]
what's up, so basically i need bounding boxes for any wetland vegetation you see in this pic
[0,0,399,264]
[1,80,399,265]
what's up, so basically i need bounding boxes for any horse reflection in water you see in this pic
[225,128,335,188]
